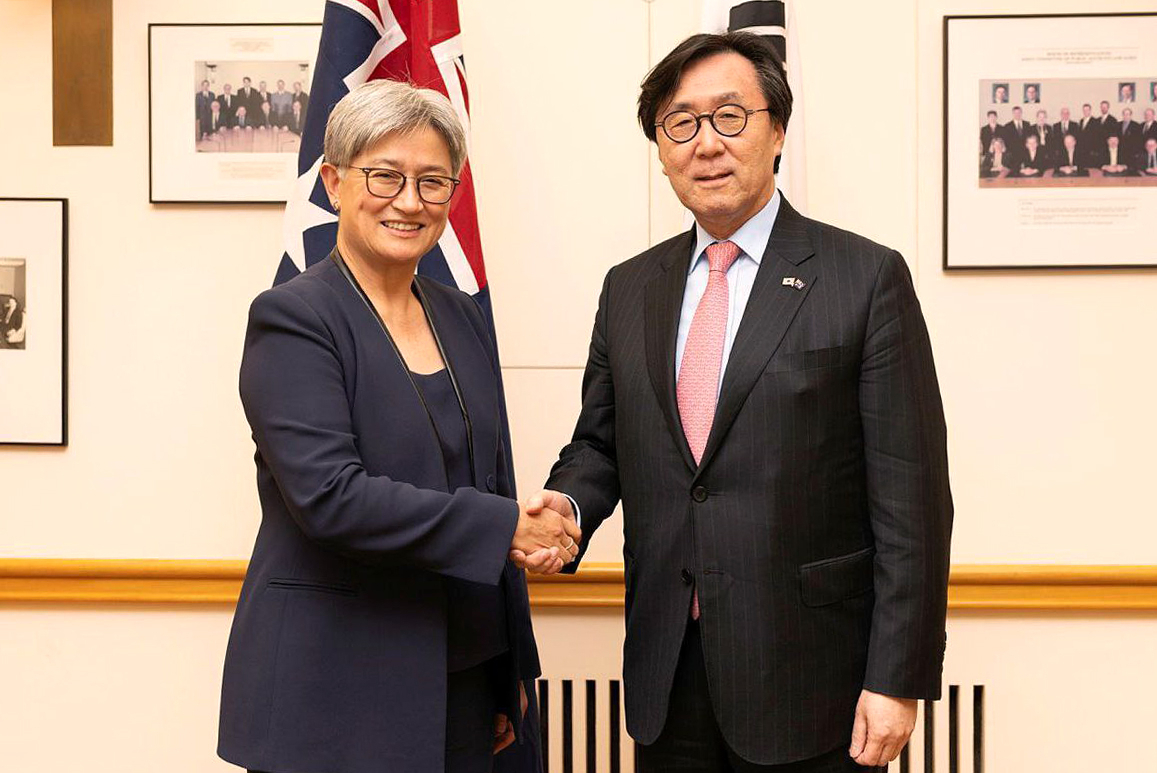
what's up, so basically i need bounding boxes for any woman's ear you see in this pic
[319,162,342,211]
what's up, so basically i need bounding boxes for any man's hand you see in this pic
[509,490,579,575]
[509,493,580,574]
[848,689,917,766]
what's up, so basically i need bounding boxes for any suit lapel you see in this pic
[695,198,817,477]
[644,228,697,473]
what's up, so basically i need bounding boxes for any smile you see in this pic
[694,172,733,186]
[382,221,423,232]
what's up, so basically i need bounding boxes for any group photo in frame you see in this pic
[944,13,1157,268]
[0,198,68,446]
[149,23,322,203]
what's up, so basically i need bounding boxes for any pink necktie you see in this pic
[677,240,740,620]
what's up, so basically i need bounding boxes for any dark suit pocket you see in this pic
[267,578,358,597]
[766,345,855,374]
[798,546,875,607]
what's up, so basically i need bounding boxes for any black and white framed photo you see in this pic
[944,13,1157,269]
[149,23,322,203]
[0,198,67,445]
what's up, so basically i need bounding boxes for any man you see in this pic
[1017,134,1047,177]
[1141,108,1157,142]
[1030,109,1054,158]
[203,99,225,137]
[217,83,237,127]
[195,79,216,134]
[1024,83,1039,103]
[257,80,272,109]
[286,100,306,135]
[237,76,258,114]
[254,100,273,129]
[1055,132,1087,177]
[292,80,311,120]
[1054,106,1075,140]
[993,83,1008,103]
[270,80,293,127]
[1118,108,1143,159]
[517,32,952,772]
[233,105,251,130]
[980,110,1001,155]
[1139,137,1157,176]
[1093,100,1119,134]
[1003,106,1030,166]
[1101,136,1132,176]
[1076,103,1098,167]
[1120,83,1135,103]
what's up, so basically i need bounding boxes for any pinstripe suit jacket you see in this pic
[546,197,953,765]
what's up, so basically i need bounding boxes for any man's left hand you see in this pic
[848,689,917,767]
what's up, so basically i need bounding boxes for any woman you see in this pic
[218,80,579,773]
[980,136,1010,178]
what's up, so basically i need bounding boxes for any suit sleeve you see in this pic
[545,268,622,572]
[859,251,954,700]
[239,287,519,586]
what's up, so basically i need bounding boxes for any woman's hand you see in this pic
[492,713,515,754]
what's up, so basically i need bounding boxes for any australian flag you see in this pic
[276,0,493,328]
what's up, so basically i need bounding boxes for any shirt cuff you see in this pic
[563,493,581,529]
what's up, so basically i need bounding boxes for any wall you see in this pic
[1,0,1155,770]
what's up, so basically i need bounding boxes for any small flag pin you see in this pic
[783,277,807,291]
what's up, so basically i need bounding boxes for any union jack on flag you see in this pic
[276,0,492,324]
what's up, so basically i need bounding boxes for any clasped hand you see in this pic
[508,490,580,575]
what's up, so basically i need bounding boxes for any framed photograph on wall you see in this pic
[0,198,67,446]
[944,13,1157,269]
[149,23,322,203]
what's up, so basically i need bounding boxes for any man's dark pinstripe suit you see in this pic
[546,197,953,766]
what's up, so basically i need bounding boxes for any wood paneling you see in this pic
[2,560,1157,610]
[52,0,113,146]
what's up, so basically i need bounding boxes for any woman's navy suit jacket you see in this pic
[218,254,541,773]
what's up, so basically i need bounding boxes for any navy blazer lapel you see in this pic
[695,197,817,476]
[644,227,698,473]
[414,276,497,490]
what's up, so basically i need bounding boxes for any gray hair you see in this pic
[324,80,468,175]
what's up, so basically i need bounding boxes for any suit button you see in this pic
[485,474,496,492]
[691,486,708,502]
[681,568,693,585]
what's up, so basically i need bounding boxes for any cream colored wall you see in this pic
[2,0,1156,770]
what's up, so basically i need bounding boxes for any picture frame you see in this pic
[0,198,68,446]
[943,13,1157,269]
[148,23,322,204]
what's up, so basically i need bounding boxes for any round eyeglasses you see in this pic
[656,104,772,144]
[353,167,461,205]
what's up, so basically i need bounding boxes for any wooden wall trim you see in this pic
[2,560,1156,610]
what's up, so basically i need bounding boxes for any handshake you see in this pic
[508,489,581,575]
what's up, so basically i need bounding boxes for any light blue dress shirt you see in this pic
[676,189,781,395]
[564,189,781,529]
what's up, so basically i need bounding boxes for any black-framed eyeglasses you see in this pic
[656,104,771,144]
[352,166,461,204]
